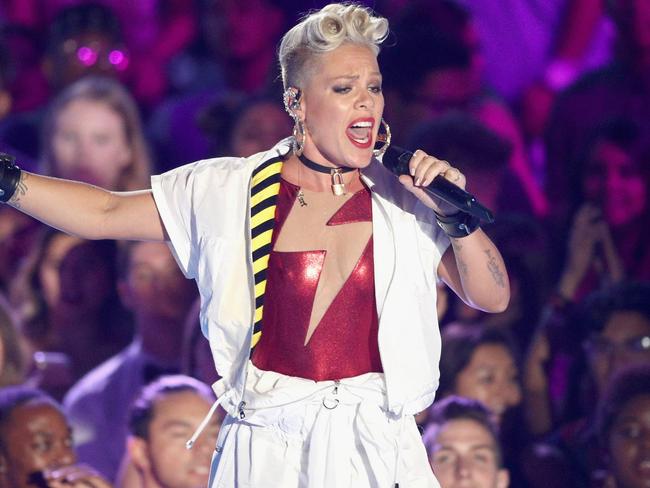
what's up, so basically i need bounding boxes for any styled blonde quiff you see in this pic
[278,3,389,90]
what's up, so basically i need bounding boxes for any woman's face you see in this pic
[0,401,75,488]
[586,311,650,394]
[454,344,522,420]
[608,394,650,488]
[297,43,384,169]
[584,140,647,227]
[51,98,131,190]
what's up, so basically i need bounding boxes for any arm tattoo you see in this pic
[452,238,468,277]
[484,249,506,288]
[8,172,28,209]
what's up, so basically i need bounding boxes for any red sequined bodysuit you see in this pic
[251,179,383,381]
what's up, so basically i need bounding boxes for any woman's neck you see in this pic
[282,154,362,193]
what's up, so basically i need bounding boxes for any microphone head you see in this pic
[381,145,412,177]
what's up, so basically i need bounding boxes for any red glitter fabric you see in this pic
[251,179,383,381]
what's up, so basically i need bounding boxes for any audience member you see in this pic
[148,0,287,171]
[0,293,27,387]
[0,385,111,488]
[438,324,522,424]
[596,365,650,488]
[436,323,527,485]
[199,94,292,158]
[0,24,49,115]
[545,0,650,223]
[0,26,39,169]
[423,396,509,488]
[383,0,548,216]
[0,3,132,161]
[406,112,529,215]
[63,242,198,481]
[116,375,221,488]
[43,3,130,94]
[569,118,650,284]
[523,282,650,486]
[0,206,41,296]
[41,76,152,191]
[10,230,84,352]
[10,229,131,395]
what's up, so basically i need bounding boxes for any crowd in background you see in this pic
[0,0,650,487]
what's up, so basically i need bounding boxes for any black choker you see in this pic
[297,154,355,196]
[297,154,355,174]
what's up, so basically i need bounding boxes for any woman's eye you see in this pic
[333,86,351,94]
[617,424,641,439]
[32,439,52,453]
[369,85,382,93]
[478,374,495,385]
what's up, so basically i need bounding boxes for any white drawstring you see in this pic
[392,410,406,487]
[186,392,229,449]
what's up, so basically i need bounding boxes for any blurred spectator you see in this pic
[148,0,288,171]
[437,324,522,424]
[0,24,49,114]
[116,375,221,488]
[11,230,84,352]
[0,385,112,488]
[523,282,650,486]
[43,3,130,94]
[405,112,529,215]
[0,3,131,161]
[383,0,548,216]
[423,396,509,488]
[545,0,650,224]
[63,241,198,481]
[0,293,27,387]
[199,94,292,158]
[0,206,42,296]
[181,298,219,387]
[10,229,131,393]
[436,323,527,485]
[566,118,650,285]
[171,0,286,95]
[596,365,650,488]
[0,26,39,169]
[41,76,152,191]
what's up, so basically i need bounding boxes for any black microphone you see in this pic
[381,145,494,223]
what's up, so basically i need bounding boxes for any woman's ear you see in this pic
[283,87,304,120]
[0,90,12,120]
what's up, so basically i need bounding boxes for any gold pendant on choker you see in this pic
[331,169,346,196]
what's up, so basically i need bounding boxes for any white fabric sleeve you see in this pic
[150,162,201,278]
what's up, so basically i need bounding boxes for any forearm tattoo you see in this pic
[484,249,506,288]
[8,172,28,209]
[452,238,469,278]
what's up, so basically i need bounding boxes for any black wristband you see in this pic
[434,210,481,238]
[0,153,22,203]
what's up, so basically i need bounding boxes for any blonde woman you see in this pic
[1,4,509,486]
[41,76,151,191]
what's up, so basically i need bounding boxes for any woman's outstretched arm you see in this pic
[7,171,166,242]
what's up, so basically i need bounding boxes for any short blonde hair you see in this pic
[278,3,389,89]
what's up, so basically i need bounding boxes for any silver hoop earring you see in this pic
[293,119,305,156]
[373,118,391,158]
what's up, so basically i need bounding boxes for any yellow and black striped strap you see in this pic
[249,158,283,349]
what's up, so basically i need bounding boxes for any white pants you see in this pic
[208,364,439,488]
